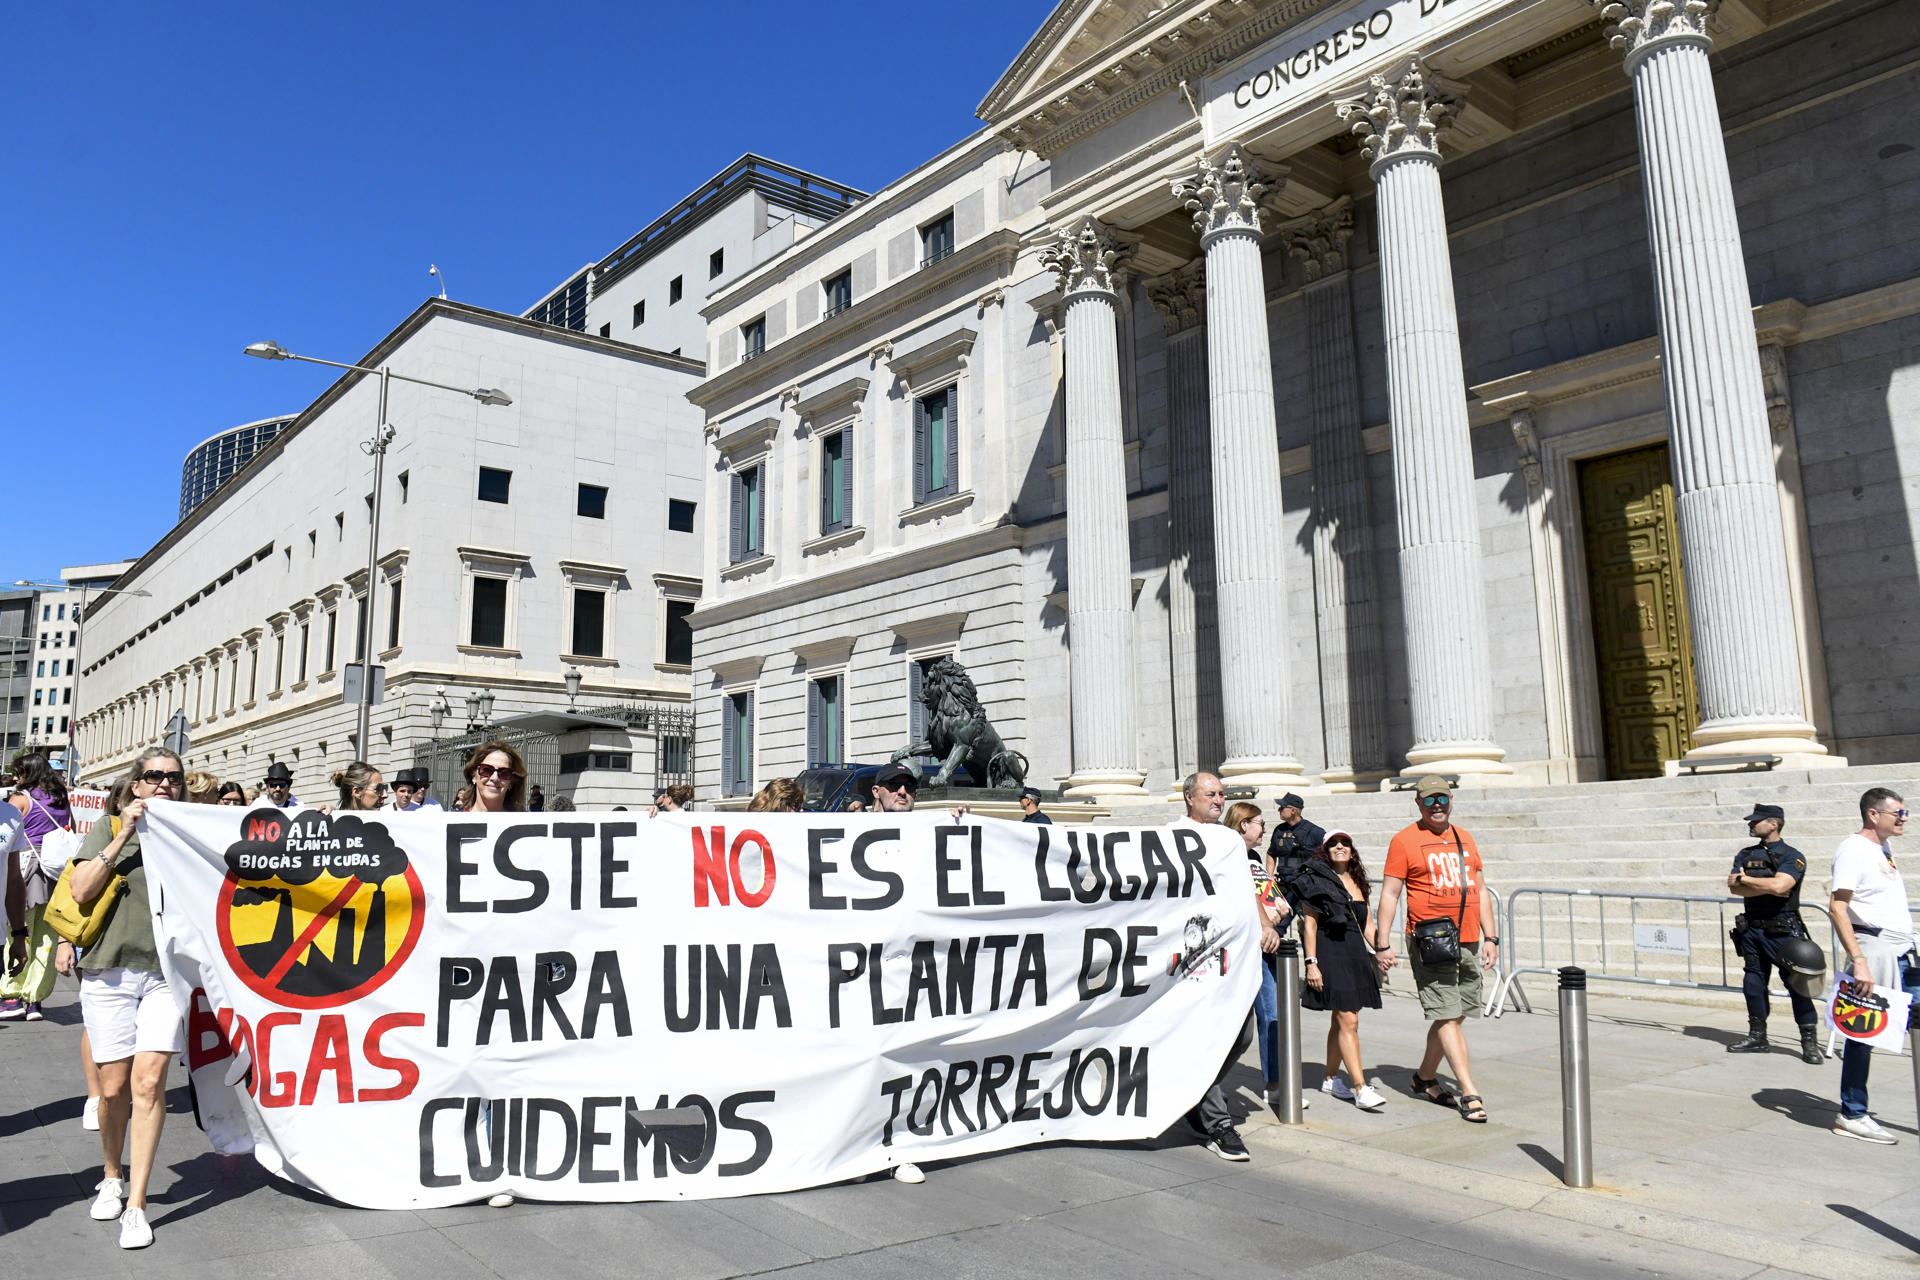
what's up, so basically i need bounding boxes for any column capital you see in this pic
[1596,0,1718,69]
[1338,55,1467,174]
[1280,198,1356,284]
[1146,260,1207,335]
[1041,215,1133,298]
[1174,143,1285,243]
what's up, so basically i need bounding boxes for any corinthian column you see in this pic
[1174,144,1302,785]
[1041,217,1149,796]
[1597,0,1829,764]
[1341,58,1510,777]
[1147,263,1224,780]
[1283,201,1388,788]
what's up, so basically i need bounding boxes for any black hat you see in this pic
[1279,792,1306,810]
[1743,803,1785,824]
[394,768,422,787]
[873,762,919,791]
[263,762,294,783]
[1019,787,1042,802]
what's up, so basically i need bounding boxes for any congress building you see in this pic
[688,0,1918,800]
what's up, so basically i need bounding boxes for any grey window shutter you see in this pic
[807,679,821,765]
[912,396,929,504]
[818,442,831,533]
[742,692,755,788]
[908,660,926,760]
[729,471,744,563]
[840,427,854,529]
[722,694,737,794]
[943,386,959,496]
[753,465,765,556]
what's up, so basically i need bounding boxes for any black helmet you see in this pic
[1777,935,1827,1000]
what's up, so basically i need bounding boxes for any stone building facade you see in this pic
[690,0,1920,800]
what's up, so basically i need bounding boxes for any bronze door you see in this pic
[1578,445,1699,779]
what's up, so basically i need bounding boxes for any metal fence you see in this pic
[414,700,694,805]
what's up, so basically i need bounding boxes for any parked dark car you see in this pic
[796,761,976,811]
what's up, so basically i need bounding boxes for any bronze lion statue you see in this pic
[890,656,1029,789]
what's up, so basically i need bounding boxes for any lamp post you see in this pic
[465,687,496,735]
[16,578,152,786]
[565,666,582,709]
[244,341,511,762]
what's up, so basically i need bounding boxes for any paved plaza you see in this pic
[2,981,1915,1279]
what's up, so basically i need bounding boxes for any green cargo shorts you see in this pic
[1406,936,1485,1020]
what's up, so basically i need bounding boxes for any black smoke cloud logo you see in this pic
[225,809,408,888]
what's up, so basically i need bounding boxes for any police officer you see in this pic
[1266,792,1325,919]
[1726,803,1823,1063]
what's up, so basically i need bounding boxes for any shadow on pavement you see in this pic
[149,1150,271,1228]
[1827,1204,1920,1255]
[0,1174,90,1231]
[1679,1023,1745,1049]
[1517,1142,1563,1180]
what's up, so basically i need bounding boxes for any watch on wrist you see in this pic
[1304,957,1319,966]
[1487,936,1500,946]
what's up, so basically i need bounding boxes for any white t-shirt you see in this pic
[1830,833,1914,939]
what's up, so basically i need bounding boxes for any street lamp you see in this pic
[565,666,582,709]
[463,687,495,734]
[245,341,512,761]
[15,578,153,786]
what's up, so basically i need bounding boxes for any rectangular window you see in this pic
[820,428,853,533]
[34,661,43,678]
[665,600,694,666]
[52,632,61,648]
[908,656,944,771]
[728,465,765,563]
[921,213,955,266]
[33,690,41,706]
[324,611,337,670]
[709,248,725,279]
[721,690,754,797]
[335,513,344,541]
[808,675,844,766]
[40,606,48,622]
[477,467,512,504]
[387,581,402,649]
[398,471,409,503]
[632,300,645,327]
[249,647,259,702]
[56,604,65,620]
[60,716,68,734]
[668,498,696,532]
[913,386,960,503]
[64,660,72,676]
[470,578,508,648]
[364,492,374,524]
[274,633,285,689]
[571,588,606,658]
[560,751,633,773]
[824,269,852,318]
[598,322,611,338]
[6,697,19,714]
[30,717,38,735]
[741,317,766,362]
[669,276,683,304]
[67,630,75,647]
[298,622,310,681]
[354,597,367,661]
[577,483,608,519]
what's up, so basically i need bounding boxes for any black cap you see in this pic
[1743,803,1785,824]
[873,762,919,791]
[1019,787,1042,802]
[263,762,293,782]
[1279,792,1305,810]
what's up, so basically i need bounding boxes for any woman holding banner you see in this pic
[68,748,186,1250]
[457,741,527,813]
[331,761,389,811]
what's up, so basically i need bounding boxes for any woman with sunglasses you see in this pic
[330,761,389,811]
[67,748,186,1249]
[1301,831,1386,1111]
[458,741,527,813]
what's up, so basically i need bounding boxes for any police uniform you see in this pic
[1726,803,1821,1060]
[1265,793,1325,919]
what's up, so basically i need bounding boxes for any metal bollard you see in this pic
[1558,966,1593,1188]
[1910,1022,1920,1164]
[1274,939,1304,1124]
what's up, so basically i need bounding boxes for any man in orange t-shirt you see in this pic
[1374,776,1499,1124]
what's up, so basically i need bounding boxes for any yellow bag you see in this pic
[44,817,125,948]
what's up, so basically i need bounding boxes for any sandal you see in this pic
[1457,1094,1488,1123]
[1409,1074,1457,1108]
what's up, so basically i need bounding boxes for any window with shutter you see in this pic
[820,430,850,533]
[942,385,959,496]
[913,388,958,503]
[752,465,764,556]
[722,694,737,795]
[907,658,940,770]
[729,470,745,563]
[740,692,754,792]
[840,425,854,531]
[912,396,929,504]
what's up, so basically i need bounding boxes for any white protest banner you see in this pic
[69,788,111,837]
[140,802,1260,1208]
[1827,979,1912,1052]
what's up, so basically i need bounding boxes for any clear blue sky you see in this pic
[1,1,1044,583]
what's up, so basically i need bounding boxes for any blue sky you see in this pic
[0,2,1045,583]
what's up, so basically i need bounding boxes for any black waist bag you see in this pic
[1412,830,1470,966]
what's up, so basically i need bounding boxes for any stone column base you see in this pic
[1399,742,1512,780]
[1667,721,1846,773]
[1218,757,1305,786]
[1064,769,1151,799]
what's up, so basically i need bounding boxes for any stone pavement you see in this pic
[2,981,1915,1279]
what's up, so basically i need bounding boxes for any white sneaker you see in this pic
[118,1205,153,1249]
[1833,1113,1898,1145]
[82,1097,100,1131]
[1321,1074,1354,1101]
[487,1193,516,1207]
[1354,1084,1388,1112]
[892,1162,925,1184]
[89,1177,125,1221]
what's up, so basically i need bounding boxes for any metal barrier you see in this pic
[1388,887,1507,1002]
[1488,887,1917,1018]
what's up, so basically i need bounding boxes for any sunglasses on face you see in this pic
[265,780,290,789]
[878,779,917,793]
[140,770,185,786]
[472,764,514,782]
[1881,808,1909,821]
[1419,795,1451,807]
[360,784,390,795]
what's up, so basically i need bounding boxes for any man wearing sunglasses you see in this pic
[254,761,303,811]
[1826,788,1915,1145]
[1375,776,1498,1125]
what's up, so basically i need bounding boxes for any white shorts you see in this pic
[79,967,185,1061]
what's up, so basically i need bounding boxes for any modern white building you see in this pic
[524,155,868,360]
[688,0,1920,801]
[180,416,297,520]
[75,299,706,804]
[23,563,134,763]
[0,589,33,757]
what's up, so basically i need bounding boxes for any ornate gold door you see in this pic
[1578,445,1698,779]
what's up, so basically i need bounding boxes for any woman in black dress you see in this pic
[1301,831,1386,1111]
